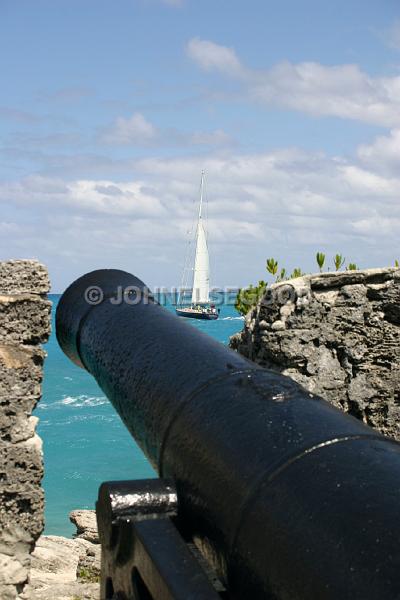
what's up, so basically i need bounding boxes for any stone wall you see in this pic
[230,268,400,441]
[0,260,51,600]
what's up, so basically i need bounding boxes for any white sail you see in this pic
[191,219,210,304]
[176,171,218,318]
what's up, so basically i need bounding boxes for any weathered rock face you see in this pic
[69,509,99,544]
[28,535,100,600]
[27,511,100,600]
[0,260,51,600]
[230,268,400,441]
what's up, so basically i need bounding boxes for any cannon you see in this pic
[56,269,400,599]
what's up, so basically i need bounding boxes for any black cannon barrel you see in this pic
[56,269,400,599]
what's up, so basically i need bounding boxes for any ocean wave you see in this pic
[46,413,117,426]
[38,394,108,409]
[221,316,244,321]
[60,395,108,407]
[61,397,76,405]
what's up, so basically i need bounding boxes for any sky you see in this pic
[1,0,400,291]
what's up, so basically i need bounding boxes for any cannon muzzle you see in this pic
[56,269,400,599]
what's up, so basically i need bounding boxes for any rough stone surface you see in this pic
[230,267,400,440]
[0,261,50,296]
[0,295,51,345]
[26,513,100,600]
[0,261,50,600]
[27,535,100,600]
[70,509,99,544]
[0,345,46,414]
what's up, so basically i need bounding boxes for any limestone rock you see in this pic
[27,535,100,600]
[0,295,51,345]
[70,509,99,544]
[0,261,50,296]
[0,260,50,599]
[230,267,400,441]
[27,581,98,600]
[0,345,45,414]
[0,554,28,585]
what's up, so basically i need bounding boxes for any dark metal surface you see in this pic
[57,269,400,600]
[97,479,221,599]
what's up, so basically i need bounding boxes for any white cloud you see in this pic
[3,144,400,291]
[357,128,400,175]
[102,112,157,144]
[187,37,400,127]
[352,215,400,235]
[251,62,400,127]
[187,38,244,76]
[2,176,165,218]
[100,112,232,148]
[339,165,399,196]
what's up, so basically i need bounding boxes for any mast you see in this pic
[198,170,204,220]
[191,171,210,305]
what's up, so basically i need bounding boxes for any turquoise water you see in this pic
[36,295,244,537]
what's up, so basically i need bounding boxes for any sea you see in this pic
[36,295,244,537]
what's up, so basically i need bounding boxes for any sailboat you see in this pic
[176,172,219,320]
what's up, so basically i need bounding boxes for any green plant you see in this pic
[334,254,345,270]
[234,284,254,316]
[290,268,304,279]
[276,267,287,282]
[316,252,325,272]
[395,259,399,268]
[77,566,100,584]
[235,280,267,316]
[347,263,357,270]
[266,257,278,276]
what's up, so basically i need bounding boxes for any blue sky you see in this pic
[1,0,400,290]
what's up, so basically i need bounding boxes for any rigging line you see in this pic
[178,200,197,306]
[202,171,210,283]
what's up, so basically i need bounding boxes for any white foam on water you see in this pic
[61,397,76,405]
[61,395,108,407]
[62,413,116,425]
[221,316,244,321]
[41,394,108,409]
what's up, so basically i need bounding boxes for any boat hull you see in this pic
[176,308,218,320]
